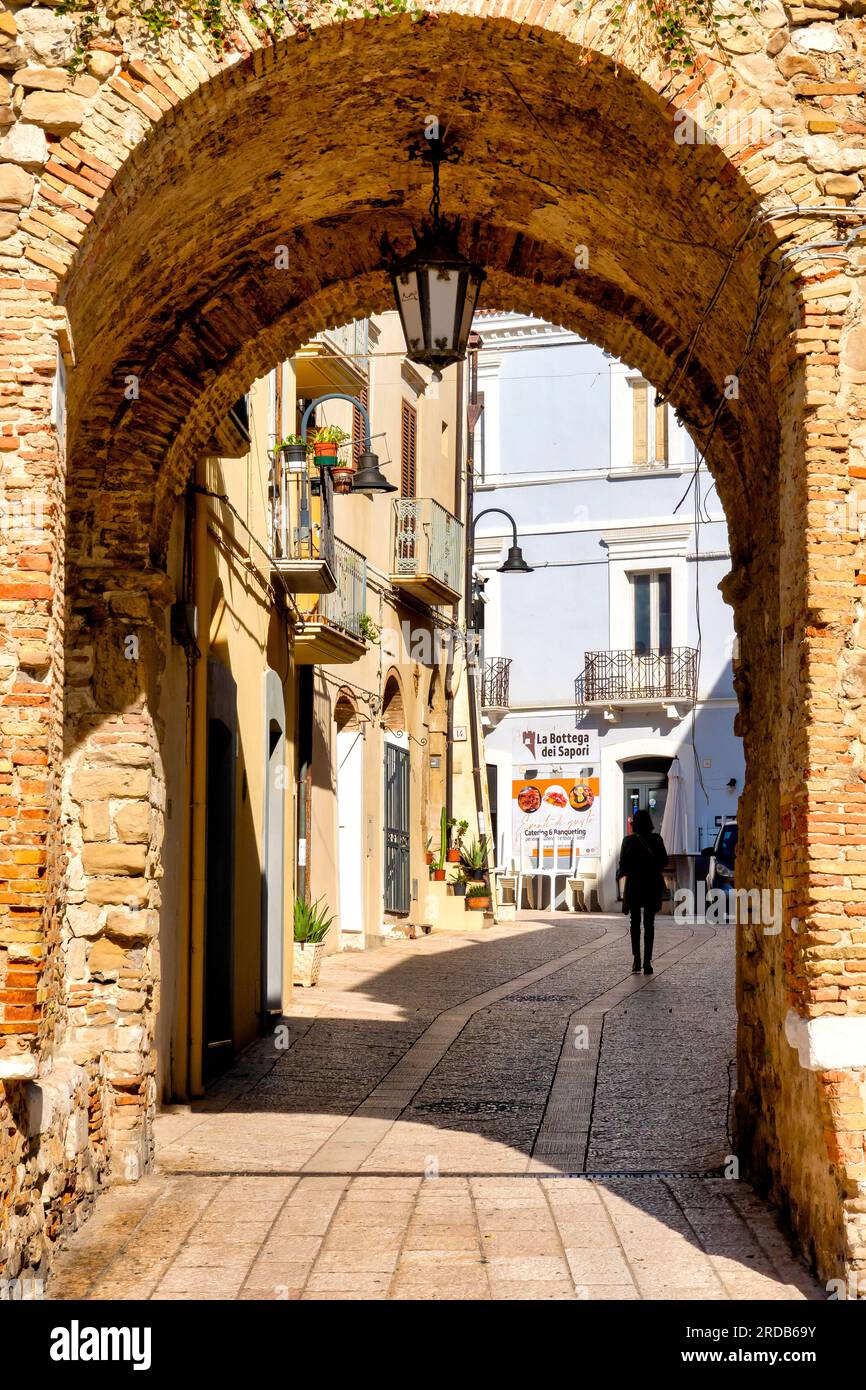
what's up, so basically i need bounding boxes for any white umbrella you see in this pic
[661,756,689,855]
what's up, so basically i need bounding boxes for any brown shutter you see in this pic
[352,386,368,466]
[654,399,668,463]
[401,400,417,497]
[632,381,648,465]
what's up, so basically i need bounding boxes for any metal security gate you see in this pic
[384,740,410,913]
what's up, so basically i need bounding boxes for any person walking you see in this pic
[617,809,669,975]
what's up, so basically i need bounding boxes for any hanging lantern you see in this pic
[389,137,485,373]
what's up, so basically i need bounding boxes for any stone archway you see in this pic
[1,5,865,1285]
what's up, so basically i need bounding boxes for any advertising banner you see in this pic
[512,773,601,862]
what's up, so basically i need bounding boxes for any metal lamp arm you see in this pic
[301,392,371,449]
[471,507,519,549]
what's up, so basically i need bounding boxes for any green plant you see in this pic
[572,0,763,82]
[311,425,351,446]
[358,614,380,645]
[278,434,309,449]
[293,895,334,944]
[465,882,490,899]
[449,817,469,848]
[437,806,448,871]
[460,835,488,872]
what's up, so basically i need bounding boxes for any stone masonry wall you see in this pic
[1,0,866,1288]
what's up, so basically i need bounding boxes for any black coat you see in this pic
[616,831,669,912]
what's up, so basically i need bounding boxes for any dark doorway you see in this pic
[204,661,238,1082]
[622,755,672,836]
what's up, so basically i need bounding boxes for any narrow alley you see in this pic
[47,914,820,1302]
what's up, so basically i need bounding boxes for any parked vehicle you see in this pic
[708,818,738,917]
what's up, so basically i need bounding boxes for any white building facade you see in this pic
[473,312,744,911]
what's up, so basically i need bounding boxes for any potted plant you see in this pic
[425,835,434,866]
[311,425,350,469]
[451,869,466,898]
[465,882,491,911]
[460,834,489,882]
[447,818,468,863]
[292,896,334,987]
[430,806,448,880]
[358,614,380,645]
[278,434,310,470]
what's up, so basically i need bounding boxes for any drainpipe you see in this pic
[463,334,491,869]
[188,459,209,1098]
[445,353,465,824]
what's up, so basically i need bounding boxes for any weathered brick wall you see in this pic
[1,0,866,1287]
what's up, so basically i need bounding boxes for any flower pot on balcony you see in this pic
[313,441,339,467]
[281,443,308,470]
[293,940,326,987]
[332,464,355,494]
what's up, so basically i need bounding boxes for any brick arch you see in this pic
[52,14,804,569]
[2,3,866,1287]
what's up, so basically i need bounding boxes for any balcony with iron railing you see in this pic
[269,461,336,595]
[269,456,367,664]
[574,647,698,715]
[294,536,368,665]
[389,497,464,607]
[481,657,512,710]
[295,319,369,392]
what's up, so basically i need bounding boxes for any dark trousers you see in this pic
[630,905,655,965]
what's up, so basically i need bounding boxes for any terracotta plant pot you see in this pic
[293,940,325,987]
[332,467,354,495]
[425,852,435,865]
[432,868,446,881]
[313,441,339,467]
[466,896,490,911]
[446,848,461,863]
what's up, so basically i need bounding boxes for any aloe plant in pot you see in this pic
[460,834,489,882]
[292,896,334,988]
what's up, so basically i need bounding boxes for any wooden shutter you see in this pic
[632,381,648,465]
[654,399,668,463]
[352,386,368,466]
[401,400,417,497]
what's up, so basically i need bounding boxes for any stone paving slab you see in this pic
[46,913,823,1302]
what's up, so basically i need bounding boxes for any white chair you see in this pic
[516,836,577,911]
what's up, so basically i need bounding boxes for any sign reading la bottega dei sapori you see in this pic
[512,720,599,766]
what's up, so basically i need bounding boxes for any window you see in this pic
[352,386,369,467]
[400,399,417,497]
[629,377,669,466]
[630,570,671,653]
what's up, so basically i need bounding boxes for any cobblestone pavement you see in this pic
[48,913,822,1301]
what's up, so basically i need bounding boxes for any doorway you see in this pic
[204,660,238,1082]
[337,708,365,942]
[622,755,672,835]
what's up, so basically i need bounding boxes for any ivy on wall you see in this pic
[55,0,762,78]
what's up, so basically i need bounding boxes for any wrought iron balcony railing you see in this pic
[315,319,369,374]
[481,657,512,709]
[574,647,698,710]
[390,497,464,606]
[269,459,336,593]
[316,537,367,640]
